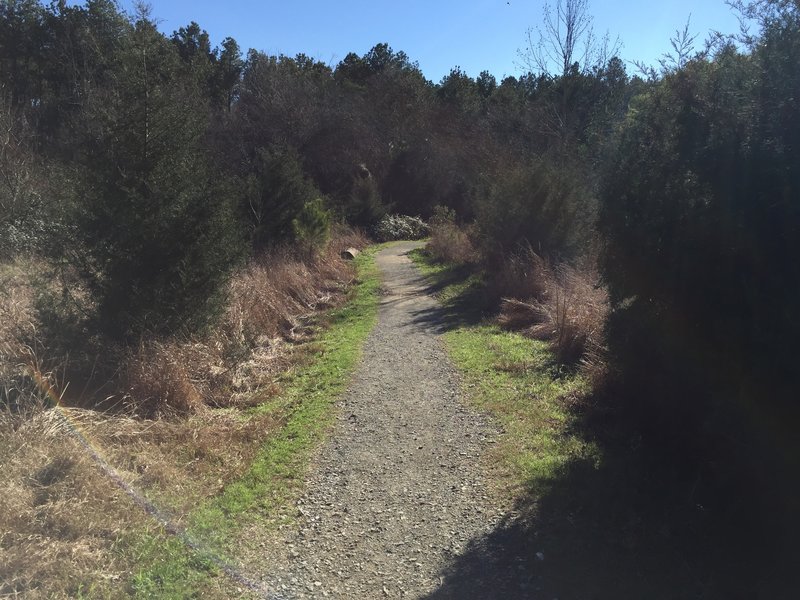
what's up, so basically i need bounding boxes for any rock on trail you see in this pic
[256,241,505,599]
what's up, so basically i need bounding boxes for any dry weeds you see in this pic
[118,230,368,417]
[0,229,369,596]
[427,221,478,266]
[494,246,609,374]
[0,258,41,411]
[0,407,147,598]
[0,403,278,597]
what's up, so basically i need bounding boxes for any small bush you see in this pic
[292,198,332,253]
[486,245,550,304]
[346,176,387,228]
[0,259,51,413]
[248,147,323,248]
[374,213,429,241]
[494,247,609,369]
[122,341,205,418]
[426,207,477,265]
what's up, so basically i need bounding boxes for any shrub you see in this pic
[476,157,595,261]
[346,176,387,228]
[118,228,369,414]
[247,147,323,249]
[122,340,204,418]
[0,99,66,260]
[292,197,332,253]
[494,246,609,368]
[426,206,477,265]
[486,244,549,304]
[374,213,429,241]
[598,11,800,577]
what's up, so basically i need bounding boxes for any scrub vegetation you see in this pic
[1,0,799,595]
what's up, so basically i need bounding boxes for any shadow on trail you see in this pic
[406,272,490,334]
[420,455,687,600]
[422,451,798,600]
[402,248,798,599]
[420,420,798,600]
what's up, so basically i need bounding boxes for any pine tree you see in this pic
[74,13,244,340]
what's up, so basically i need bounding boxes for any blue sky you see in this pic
[80,0,747,82]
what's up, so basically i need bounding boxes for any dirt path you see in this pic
[255,241,506,599]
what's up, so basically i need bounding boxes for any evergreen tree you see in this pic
[74,13,244,340]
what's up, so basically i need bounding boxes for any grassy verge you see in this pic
[129,249,381,598]
[408,245,727,597]
[445,327,597,495]
[408,248,482,306]
[409,247,596,497]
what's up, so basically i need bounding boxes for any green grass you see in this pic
[407,247,483,306]
[409,245,597,496]
[446,326,597,493]
[129,249,381,598]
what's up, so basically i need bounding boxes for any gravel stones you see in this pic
[254,242,505,599]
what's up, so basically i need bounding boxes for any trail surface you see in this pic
[256,241,506,599]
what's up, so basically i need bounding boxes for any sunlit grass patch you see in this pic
[446,326,598,496]
[408,247,487,316]
[410,245,599,497]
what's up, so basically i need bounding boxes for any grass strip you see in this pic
[129,249,381,598]
[408,247,599,496]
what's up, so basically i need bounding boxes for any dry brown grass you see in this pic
[0,228,369,596]
[0,258,49,422]
[0,407,147,598]
[115,229,369,418]
[494,246,609,374]
[488,248,549,307]
[0,401,279,597]
[427,221,478,265]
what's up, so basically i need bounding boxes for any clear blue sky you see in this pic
[77,0,748,82]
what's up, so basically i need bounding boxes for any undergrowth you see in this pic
[0,237,379,598]
[410,242,769,598]
[409,246,595,497]
[129,248,381,598]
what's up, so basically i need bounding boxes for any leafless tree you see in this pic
[518,0,620,76]
[632,16,706,80]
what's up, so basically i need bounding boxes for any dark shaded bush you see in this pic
[598,6,800,580]
[247,147,324,249]
[476,157,595,261]
[71,18,245,341]
[345,175,387,228]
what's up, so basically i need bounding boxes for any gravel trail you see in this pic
[258,241,505,599]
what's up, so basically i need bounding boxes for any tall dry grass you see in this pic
[493,246,609,377]
[0,259,45,413]
[0,407,147,598]
[427,220,478,266]
[0,229,369,595]
[119,229,368,417]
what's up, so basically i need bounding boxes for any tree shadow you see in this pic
[406,249,799,599]
[405,268,493,334]
[422,411,800,600]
